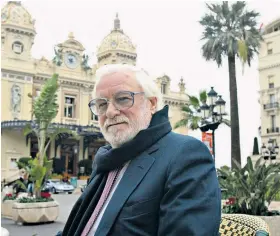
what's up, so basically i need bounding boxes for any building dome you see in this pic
[1,1,36,34]
[96,14,137,65]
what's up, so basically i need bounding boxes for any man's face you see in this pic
[95,71,156,148]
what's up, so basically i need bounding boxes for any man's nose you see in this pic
[105,102,120,118]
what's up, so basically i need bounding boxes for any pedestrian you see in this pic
[57,64,221,236]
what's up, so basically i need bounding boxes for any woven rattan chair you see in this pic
[219,214,270,236]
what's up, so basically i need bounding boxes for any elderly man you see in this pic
[60,64,221,236]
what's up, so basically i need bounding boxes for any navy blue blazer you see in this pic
[78,131,222,236]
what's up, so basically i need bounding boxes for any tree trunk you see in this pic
[228,55,241,168]
[36,121,47,197]
[39,121,47,166]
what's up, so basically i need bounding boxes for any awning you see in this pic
[1,120,102,136]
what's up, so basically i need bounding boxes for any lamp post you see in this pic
[261,139,279,164]
[199,87,227,162]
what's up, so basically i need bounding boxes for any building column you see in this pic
[85,147,89,160]
[50,139,55,158]
[56,145,61,158]
[78,138,83,161]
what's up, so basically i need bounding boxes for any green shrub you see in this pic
[2,193,16,202]
[50,173,63,180]
[18,197,54,203]
[217,156,280,216]
[252,137,260,155]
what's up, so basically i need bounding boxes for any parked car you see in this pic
[45,180,74,194]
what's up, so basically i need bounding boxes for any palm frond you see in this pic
[188,95,200,108]
[174,119,188,129]
[199,90,207,104]
[222,118,231,127]
[33,74,59,124]
[200,1,262,69]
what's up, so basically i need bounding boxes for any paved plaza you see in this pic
[1,194,80,236]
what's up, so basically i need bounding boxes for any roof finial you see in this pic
[114,13,120,30]
[178,77,186,93]
[68,32,74,39]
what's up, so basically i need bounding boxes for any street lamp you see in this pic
[199,87,227,163]
[261,139,279,163]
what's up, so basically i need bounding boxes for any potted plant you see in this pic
[1,193,17,219]
[217,156,280,235]
[12,74,74,224]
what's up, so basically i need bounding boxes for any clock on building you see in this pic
[64,53,78,69]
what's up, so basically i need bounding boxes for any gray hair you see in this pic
[92,64,163,111]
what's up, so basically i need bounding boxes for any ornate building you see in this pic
[256,17,280,164]
[1,2,188,179]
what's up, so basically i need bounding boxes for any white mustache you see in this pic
[104,116,130,129]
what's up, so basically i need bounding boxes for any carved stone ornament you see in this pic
[11,84,21,118]
[52,47,63,66]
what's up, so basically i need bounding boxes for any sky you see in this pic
[2,0,280,168]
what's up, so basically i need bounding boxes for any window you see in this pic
[269,94,276,104]
[91,113,98,121]
[161,83,166,94]
[35,89,41,99]
[274,23,280,32]
[267,42,273,55]
[64,96,76,118]
[271,115,276,129]
[12,41,23,54]
[269,83,274,89]
[10,158,17,169]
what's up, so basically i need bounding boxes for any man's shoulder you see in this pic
[164,131,202,145]
[160,132,211,158]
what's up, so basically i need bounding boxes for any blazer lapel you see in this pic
[95,148,157,236]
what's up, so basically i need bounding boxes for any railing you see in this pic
[264,102,279,109]
[267,127,279,133]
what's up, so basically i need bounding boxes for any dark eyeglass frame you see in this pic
[88,91,145,116]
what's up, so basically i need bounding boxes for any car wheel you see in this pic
[52,187,57,194]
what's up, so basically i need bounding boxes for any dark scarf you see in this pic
[61,106,171,236]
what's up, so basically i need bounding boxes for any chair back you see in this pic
[219,214,270,236]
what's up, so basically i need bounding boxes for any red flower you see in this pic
[41,192,51,198]
[226,197,236,205]
[6,193,12,197]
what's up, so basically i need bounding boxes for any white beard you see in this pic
[99,103,151,148]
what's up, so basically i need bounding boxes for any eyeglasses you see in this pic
[88,91,145,116]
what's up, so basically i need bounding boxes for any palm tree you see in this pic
[174,90,207,130]
[200,2,262,168]
[174,90,230,130]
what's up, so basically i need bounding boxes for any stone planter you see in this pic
[12,201,59,224]
[259,216,280,236]
[1,200,17,219]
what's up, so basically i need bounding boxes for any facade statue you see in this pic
[81,54,91,71]
[11,84,21,113]
[52,47,63,66]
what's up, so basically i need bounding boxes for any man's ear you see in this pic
[149,97,158,114]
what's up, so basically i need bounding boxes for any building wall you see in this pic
[259,18,280,163]
[1,130,29,179]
